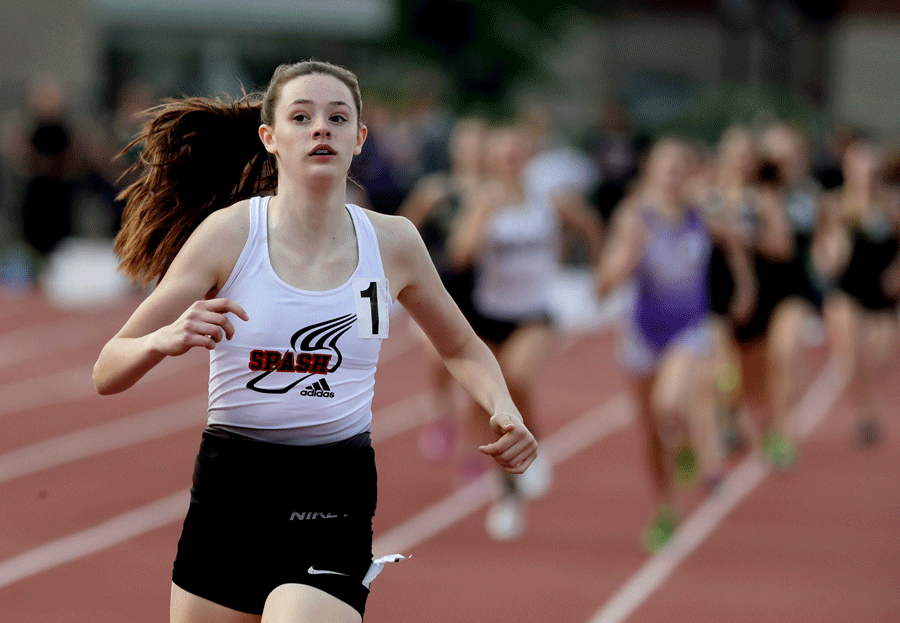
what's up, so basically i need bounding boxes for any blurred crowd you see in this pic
[0,76,154,289]
[2,71,897,551]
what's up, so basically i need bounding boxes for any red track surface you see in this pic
[1,292,897,622]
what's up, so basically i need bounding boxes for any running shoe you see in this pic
[457,451,490,486]
[720,407,748,456]
[641,505,678,553]
[512,451,552,500]
[418,419,456,463]
[673,443,698,486]
[715,361,741,397]
[485,494,525,541]
[762,430,797,471]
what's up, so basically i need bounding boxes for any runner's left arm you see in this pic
[377,213,538,473]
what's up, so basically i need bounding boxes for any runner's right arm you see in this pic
[596,204,645,297]
[92,205,249,395]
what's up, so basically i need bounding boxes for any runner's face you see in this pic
[488,129,527,180]
[260,73,366,185]
[721,132,756,182]
[648,143,688,196]
[450,119,487,173]
[844,143,880,189]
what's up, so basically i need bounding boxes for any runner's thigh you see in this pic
[262,583,362,623]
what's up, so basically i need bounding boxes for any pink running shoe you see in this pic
[418,419,456,463]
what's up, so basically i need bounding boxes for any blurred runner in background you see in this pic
[399,115,489,464]
[597,137,752,552]
[818,137,900,446]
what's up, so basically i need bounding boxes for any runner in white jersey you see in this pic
[206,196,389,445]
[471,196,560,322]
[450,124,600,540]
[93,61,537,623]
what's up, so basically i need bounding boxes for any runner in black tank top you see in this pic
[819,139,900,447]
[749,122,830,470]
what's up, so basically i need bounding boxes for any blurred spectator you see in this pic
[349,100,408,214]
[585,98,648,224]
[0,75,127,293]
[404,87,454,178]
[18,76,76,258]
[388,73,454,186]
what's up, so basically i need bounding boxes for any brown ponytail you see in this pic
[114,93,277,285]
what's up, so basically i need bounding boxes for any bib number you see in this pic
[354,278,390,338]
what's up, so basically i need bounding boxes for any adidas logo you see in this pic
[299,379,335,398]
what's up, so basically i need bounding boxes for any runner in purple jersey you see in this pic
[631,206,712,354]
[597,137,753,552]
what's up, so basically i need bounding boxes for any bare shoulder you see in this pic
[164,198,253,292]
[360,208,430,298]
[362,208,424,257]
[194,199,252,244]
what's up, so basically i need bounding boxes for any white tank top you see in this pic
[207,196,392,445]
[473,199,560,320]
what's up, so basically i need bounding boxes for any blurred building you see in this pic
[1,1,900,153]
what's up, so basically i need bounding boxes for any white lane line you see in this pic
[0,395,207,484]
[0,388,433,588]
[0,305,136,371]
[0,490,190,590]
[586,358,848,623]
[0,389,628,591]
[0,353,202,420]
[373,393,633,556]
[0,384,432,486]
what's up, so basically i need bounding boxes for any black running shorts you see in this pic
[467,308,553,347]
[172,429,377,618]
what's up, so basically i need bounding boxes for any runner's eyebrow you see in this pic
[289,99,351,108]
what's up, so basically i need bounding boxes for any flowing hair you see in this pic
[114,60,362,285]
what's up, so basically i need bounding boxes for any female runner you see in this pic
[449,123,599,540]
[702,126,760,438]
[819,138,900,446]
[92,60,537,623]
[598,137,750,552]
[701,126,794,454]
[397,114,488,463]
[756,121,829,469]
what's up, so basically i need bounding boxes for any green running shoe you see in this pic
[762,430,797,471]
[673,443,698,486]
[641,505,678,553]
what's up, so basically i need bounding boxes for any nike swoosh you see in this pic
[308,566,349,577]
